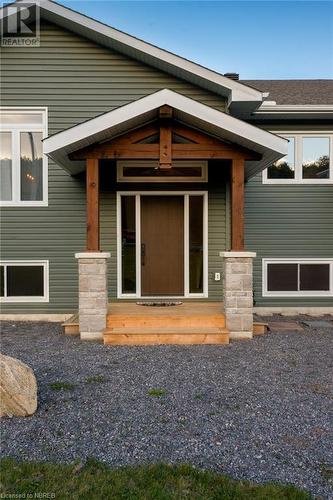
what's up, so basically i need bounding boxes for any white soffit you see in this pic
[3,0,263,110]
[43,89,288,178]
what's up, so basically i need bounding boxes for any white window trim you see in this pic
[0,107,48,206]
[262,258,333,297]
[0,260,49,303]
[117,160,208,183]
[263,132,333,184]
[116,191,208,299]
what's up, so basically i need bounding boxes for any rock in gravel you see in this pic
[0,353,37,417]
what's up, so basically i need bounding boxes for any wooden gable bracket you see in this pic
[69,119,262,162]
[159,105,172,169]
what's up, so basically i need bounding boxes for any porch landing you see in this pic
[62,302,268,343]
[104,301,229,345]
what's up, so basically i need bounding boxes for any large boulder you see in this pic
[0,353,37,417]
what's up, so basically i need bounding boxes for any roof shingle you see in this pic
[240,80,333,105]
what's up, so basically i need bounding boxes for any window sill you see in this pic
[263,179,333,185]
[0,201,48,207]
[0,297,49,303]
[262,292,333,297]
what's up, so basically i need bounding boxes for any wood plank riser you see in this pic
[107,315,226,329]
[104,333,229,345]
[63,325,80,336]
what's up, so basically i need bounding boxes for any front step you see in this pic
[103,327,229,345]
[106,314,225,329]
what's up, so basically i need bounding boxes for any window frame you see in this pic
[262,132,333,184]
[0,107,48,206]
[0,260,49,303]
[117,160,208,183]
[262,258,333,297]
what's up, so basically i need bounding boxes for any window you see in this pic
[264,134,332,184]
[267,137,295,179]
[0,261,49,302]
[117,161,208,182]
[263,259,333,297]
[0,108,48,205]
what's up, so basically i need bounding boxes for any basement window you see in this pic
[117,161,208,182]
[263,259,333,297]
[0,261,49,302]
[0,108,48,206]
[263,133,332,184]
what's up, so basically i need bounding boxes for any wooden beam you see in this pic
[159,106,172,169]
[231,159,245,251]
[159,105,173,120]
[69,120,261,161]
[109,124,159,145]
[86,158,100,251]
[159,123,172,168]
[71,144,260,161]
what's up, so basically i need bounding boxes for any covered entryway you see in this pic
[43,89,288,342]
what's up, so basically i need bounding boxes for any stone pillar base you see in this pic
[220,251,256,340]
[75,252,110,341]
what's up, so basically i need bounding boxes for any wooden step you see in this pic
[104,327,229,345]
[253,322,269,336]
[107,314,225,329]
[61,313,79,336]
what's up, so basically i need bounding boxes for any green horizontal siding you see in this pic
[245,174,333,307]
[0,21,227,313]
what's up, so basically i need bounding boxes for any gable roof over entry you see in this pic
[43,89,288,178]
[2,0,263,114]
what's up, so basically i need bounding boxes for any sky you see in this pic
[58,1,333,79]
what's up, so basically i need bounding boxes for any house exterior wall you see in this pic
[245,135,333,308]
[1,20,331,314]
[0,21,227,313]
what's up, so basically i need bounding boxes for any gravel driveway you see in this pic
[1,318,332,498]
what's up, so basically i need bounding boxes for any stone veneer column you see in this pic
[75,252,110,341]
[220,251,256,339]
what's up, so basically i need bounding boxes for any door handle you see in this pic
[141,243,146,266]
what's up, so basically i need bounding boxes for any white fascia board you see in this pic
[258,104,333,112]
[43,89,288,158]
[8,0,262,107]
[253,104,333,120]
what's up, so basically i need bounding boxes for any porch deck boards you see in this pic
[104,301,229,345]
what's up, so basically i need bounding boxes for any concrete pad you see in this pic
[269,321,304,332]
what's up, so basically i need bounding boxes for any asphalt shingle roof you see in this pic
[240,80,333,105]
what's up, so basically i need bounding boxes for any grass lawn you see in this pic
[0,459,310,499]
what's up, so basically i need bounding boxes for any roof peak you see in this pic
[2,0,263,115]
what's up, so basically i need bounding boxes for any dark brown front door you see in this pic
[141,196,184,296]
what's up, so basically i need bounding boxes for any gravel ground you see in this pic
[1,317,332,498]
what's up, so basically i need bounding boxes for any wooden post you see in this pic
[86,158,100,251]
[159,105,172,169]
[231,158,245,251]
